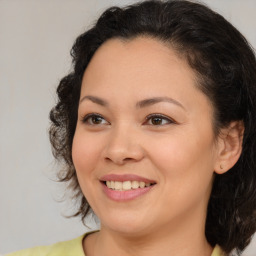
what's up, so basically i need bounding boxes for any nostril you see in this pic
[123,157,133,161]
[104,157,134,165]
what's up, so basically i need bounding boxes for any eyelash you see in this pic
[144,114,176,126]
[81,113,108,125]
[81,113,176,126]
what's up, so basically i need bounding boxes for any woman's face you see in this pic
[72,37,220,236]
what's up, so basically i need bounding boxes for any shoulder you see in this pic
[5,234,85,256]
[211,245,226,256]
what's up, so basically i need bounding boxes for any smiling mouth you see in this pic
[103,180,156,191]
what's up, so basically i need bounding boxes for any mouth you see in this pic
[100,174,156,201]
[102,180,156,191]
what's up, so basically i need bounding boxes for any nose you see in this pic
[103,125,145,165]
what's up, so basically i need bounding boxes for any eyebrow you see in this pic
[79,95,108,106]
[79,95,185,110]
[136,97,185,110]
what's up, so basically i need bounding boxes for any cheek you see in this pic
[72,130,102,180]
[71,130,107,211]
[148,129,216,196]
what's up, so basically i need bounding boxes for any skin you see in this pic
[72,37,242,256]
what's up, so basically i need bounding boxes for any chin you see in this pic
[99,210,154,235]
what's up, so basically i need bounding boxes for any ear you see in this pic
[214,121,244,174]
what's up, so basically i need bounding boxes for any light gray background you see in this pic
[0,0,256,255]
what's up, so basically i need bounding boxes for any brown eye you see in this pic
[145,114,174,126]
[151,117,164,125]
[91,116,104,124]
[82,114,109,125]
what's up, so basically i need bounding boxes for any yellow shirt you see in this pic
[6,233,225,256]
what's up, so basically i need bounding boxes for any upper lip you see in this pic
[100,174,156,183]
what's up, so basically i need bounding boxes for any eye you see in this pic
[145,114,175,126]
[82,113,109,125]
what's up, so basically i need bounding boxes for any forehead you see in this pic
[81,36,197,94]
[86,36,190,71]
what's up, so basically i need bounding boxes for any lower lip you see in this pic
[102,183,154,201]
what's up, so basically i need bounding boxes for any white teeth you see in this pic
[105,180,153,190]
[123,181,132,190]
[110,181,115,189]
[114,181,123,190]
[139,181,145,188]
[131,181,139,189]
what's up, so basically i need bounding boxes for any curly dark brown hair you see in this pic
[49,0,256,254]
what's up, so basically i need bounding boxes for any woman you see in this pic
[7,0,256,255]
